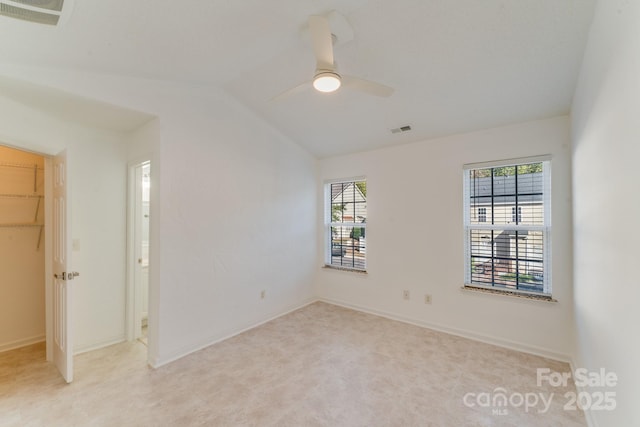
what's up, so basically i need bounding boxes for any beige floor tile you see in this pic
[0,302,585,426]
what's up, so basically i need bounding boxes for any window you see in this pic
[511,206,522,223]
[464,158,551,295]
[477,207,487,223]
[326,178,367,271]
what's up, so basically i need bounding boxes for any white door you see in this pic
[52,150,74,383]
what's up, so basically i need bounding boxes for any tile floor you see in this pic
[0,302,585,426]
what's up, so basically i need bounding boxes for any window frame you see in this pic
[463,156,552,297]
[324,177,367,272]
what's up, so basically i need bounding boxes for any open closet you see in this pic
[0,145,45,353]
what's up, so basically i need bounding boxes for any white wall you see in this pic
[151,88,318,365]
[571,1,640,425]
[0,70,319,367]
[69,128,129,352]
[316,116,574,360]
[0,146,45,351]
[122,84,318,366]
[0,95,130,354]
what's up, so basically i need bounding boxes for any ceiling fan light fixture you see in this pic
[313,71,341,93]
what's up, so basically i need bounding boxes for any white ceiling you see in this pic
[0,0,595,157]
[0,75,154,132]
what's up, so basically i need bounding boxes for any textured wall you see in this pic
[317,116,575,360]
[571,1,640,425]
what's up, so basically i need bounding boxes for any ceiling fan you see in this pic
[272,14,394,101]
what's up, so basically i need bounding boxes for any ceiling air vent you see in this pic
[390,125,412,134]
[0,0,64,25]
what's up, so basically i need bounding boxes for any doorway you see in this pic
[0,143,75,383]
[0,145,45,354]
[128,161,151,346]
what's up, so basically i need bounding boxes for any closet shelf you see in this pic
[0,159,45,249]
[0,161,43,170]
[0,193,43,199]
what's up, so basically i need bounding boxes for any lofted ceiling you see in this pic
[0,0,595,157]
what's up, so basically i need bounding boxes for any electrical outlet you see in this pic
[261,290,266,299]
[424,294,432,304]
[403,290,410,300]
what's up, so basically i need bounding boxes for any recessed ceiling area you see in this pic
[0,0,596,157]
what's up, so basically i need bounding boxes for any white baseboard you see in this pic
[320,297,572,363]
[0,335,45,353]
[74,335,126,355]
[150,297,318,369]
[149,294,571,368]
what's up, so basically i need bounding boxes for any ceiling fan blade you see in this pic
[270,81,312,102]
[342,75,394,97]
[309,15,334,69]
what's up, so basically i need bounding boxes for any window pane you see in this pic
[328,179,367,271]
[469,169,492,224]
[516,163,544,226]
[331,202,345,222]
[466,160,548,294]
[492,195,516,225]
[468,163,544,226]
[492,168,517,225]
[330,181,367,224]
[469,228,544,292]
[354,201,367,223]
[470,230,493,259]
[330,226,366,270]
[469,197,491,225]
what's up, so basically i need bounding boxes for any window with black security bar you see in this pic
[327,179,367,271]
[464,160,550,295]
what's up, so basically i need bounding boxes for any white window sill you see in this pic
[323,265,367,274]
[461,285,557,302]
